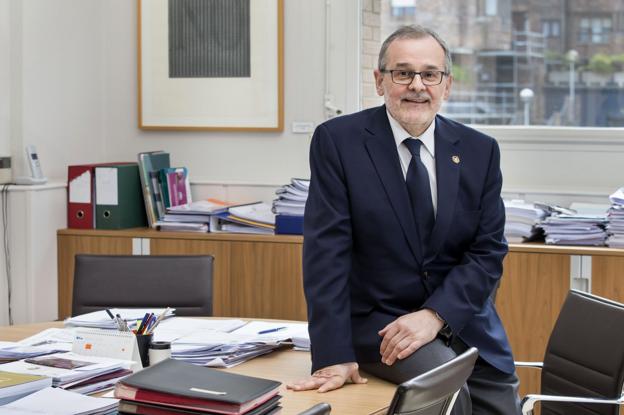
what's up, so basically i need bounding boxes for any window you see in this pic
[478,0,498,17]
[363,1,624,128]
[542,19,560,38]
[391,0,415,18]
[578,17,612,44]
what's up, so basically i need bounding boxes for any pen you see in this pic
[258,326,287,335]
[146,307,170,335]
[137,313,151,334]
[116,313,130,332]
[105,309,115,320]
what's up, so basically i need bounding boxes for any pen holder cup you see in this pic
[135,333,153,368]
[148,341,172,366]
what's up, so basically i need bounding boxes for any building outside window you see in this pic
[542,19,560,38]
[578,17,612,44]
[364,0,624,128]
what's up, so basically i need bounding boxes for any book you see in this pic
[118,395,281,415]
[0,370,52,405]
[114,359,281,415]
[160,167,191,208]
[138,151,171,228]
[166,199,238,216]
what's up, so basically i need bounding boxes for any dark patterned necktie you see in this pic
[403,138,435,247]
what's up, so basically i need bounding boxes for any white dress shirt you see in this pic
[386,110,438,215]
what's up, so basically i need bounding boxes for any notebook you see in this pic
[114,359,281,415]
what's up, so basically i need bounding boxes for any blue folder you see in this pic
[275,215,303,235]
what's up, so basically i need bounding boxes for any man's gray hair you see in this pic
[378,25,452,75]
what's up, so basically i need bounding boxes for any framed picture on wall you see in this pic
[138,0,283,131]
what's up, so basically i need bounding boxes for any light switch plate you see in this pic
[292,121,315,134]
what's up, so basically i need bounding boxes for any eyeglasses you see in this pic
[380,69,447,86]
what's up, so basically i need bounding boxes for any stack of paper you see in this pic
[540,202,609,246]
[1,386,119,414]
[0,370,52,405]
[0,328,76,364]
[152,317,247,343]
[64,308,175,330]
[170,321,307,368]
[211,202,276,234]
[273,178,310,216]
[155,221,209,233]
[504,200,549,243]
[0,352,133,392]
[606,188,624,248]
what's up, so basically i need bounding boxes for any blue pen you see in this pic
[258,326,287,335]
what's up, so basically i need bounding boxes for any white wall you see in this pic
[0,0,9,158]
[102,0,325,188]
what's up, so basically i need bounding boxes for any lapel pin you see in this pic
[452,155,460,164]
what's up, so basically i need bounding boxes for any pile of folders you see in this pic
[67,150,188,230]
[115,359,282,415]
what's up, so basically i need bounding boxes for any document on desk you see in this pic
[168,321,307,368]
[0,328,75,361]
[153,318,246,342]
[231,321,307,342]
[1,386,118,415]
[65,308,175,329]
[0,352,134,388]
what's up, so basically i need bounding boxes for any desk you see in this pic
[0,322,396,415]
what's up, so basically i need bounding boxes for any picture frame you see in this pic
[138,0,283,131]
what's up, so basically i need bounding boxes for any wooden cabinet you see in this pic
[57,229,304,320]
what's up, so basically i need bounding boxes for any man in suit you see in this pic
[287,25,520,414]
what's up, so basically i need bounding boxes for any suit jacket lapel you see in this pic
[425,116,460,264]
[364,106,423,264]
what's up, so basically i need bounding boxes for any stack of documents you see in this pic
[211,202,276,234]
[504,200,549,243]
[169,321,307,368]
[0,352,133,391]
[540,202,609,246]
[0,328,74,363]
[606,188,624,248]
[272,178,310,216]
[152,318,247,343]
[1,386,119,414]
[64,308,175,330]
[0,370,52,405]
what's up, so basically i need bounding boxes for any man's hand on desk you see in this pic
[378,309,443,365]
[286,362,368,393]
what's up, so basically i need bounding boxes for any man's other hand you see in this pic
[378,309,444,365]
[286,362,368,393]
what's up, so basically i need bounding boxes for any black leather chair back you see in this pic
[298,403,331,415]
[386,347,478,415]
[72,254,213,316]
[541,290,624,415]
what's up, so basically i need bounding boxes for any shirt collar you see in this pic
[386,110,436,157]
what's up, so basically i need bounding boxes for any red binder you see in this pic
[67,162,133,229]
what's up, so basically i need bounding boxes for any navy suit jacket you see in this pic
[303,105,514,374]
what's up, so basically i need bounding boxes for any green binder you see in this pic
[95,164,147,229]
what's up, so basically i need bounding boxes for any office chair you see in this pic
[518,290,624,414]
[298,403,331,415]
[71,254,213,316]
[386,347,478,415]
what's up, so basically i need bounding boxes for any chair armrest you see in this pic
[521,393,624,414]
[514,361,543,369]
